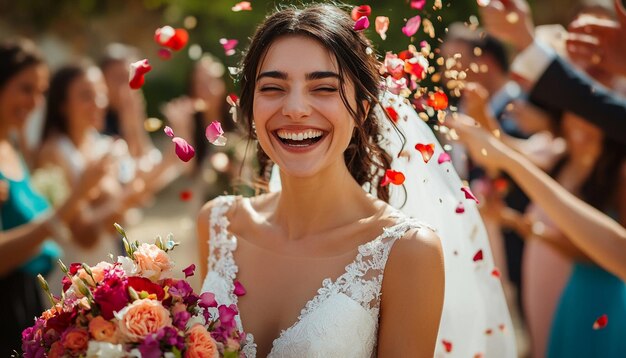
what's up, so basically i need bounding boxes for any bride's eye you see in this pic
[313,87,338,93]
[259,86,283,92]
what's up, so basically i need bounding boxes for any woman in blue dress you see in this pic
[0,38,106,355]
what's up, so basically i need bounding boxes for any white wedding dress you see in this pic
[200,195,430,358]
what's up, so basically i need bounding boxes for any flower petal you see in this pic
[455,202,465,214]
[438,152,451,164]
[402,15,422,37]
[182,264,196,278]
[381,169,405,186]
[164,126,174,138]
[375,16,390,40]
[491,267,501,278]
[351,5,372,21]
[128,59,152,90]
[220,38,238,56]
[233,280,247,297]
[385,107,399,123]
[354,16,370,31]
[410,0,427,10]
[172,137,195,162]
[179,190,192,201]
[205,121,225,143]
[154,26,188,51]
[593,314,608,330]
[232,1,252,11]
[427,91,449,110]
[461,186,480,204]
[157,48,172,60]
[442,340,453,353]
[473,249,484,262]
[414,143,435,163]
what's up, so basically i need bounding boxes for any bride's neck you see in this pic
[271,159,376,241]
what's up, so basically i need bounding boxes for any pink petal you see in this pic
[128,59,152,90]
[461,186,480,204]
[220,38,238,56]
[410,0,427,10]
[455,202,465,214]
[354,16,370,32]
[205,121,226,144]
[172,137,195,162]
[402,15,422,37]
[233,280,247,296]
[164,126,174,137]
[157,48,172,60]
[473,249,484,262]
[438,152,451,164]
[375,16,390,40]
[232,1,252,11]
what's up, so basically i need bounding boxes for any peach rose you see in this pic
[89,316,119,343]
[115,298,172,342]
[48,341,65,358]
[76,261,112,287]
[133,243,174,281]
[61,328,89,353]
[185,324,219,358]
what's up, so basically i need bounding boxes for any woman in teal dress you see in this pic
[0,38,106,355]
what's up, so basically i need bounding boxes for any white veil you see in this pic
[269,92,516,357]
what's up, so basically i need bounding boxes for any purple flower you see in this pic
[156,326,185,350]
[233,280,246,297]
[173,310,191,330]
[169,279,193,298]
[182,263,196,278]
[138,334,161,358]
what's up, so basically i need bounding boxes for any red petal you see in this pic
[351,5,372,21]
[473,249,484,262]
[455,202,465,214]
[493,178,509,194]
[427,91,449,111]
[415,143,435,163]
[441,340,453,353]
[157,48,172,60]
[410,0,427,10]
[498,324,506,332]
[128,59,152,90]
[593,314,608,330]
[179,190,192,201]
[485,328,493,335]
[381,169,405,186]
[491,267,501,278]
[461,186,480,204]
[172,137,195,162]
[385,107,399,123]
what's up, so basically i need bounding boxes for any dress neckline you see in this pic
[215,196,410,356]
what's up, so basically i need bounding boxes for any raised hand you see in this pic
[478,0,535,51]
[567,0,626,77]
[461,83,502,134]
[161,96,196,140]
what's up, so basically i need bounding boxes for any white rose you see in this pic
[86,341,125,358]
[117,255,138,276]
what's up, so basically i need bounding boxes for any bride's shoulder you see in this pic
[197,193,278,226]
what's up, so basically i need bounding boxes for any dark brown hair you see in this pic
[238,3,393,202]
[0,38,44,90]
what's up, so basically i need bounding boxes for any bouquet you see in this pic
[21,225,246,358]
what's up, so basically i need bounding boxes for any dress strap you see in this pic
[207,195,238,276]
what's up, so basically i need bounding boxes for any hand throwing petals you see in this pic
[402,15,422,37]
[128,59,152,90]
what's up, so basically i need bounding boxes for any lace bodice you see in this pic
[200,196,428,358]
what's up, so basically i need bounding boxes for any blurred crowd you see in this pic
[1,0,626,356]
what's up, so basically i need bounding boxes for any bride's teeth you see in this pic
[277,129,324,141]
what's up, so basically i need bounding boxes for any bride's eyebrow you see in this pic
[256,71,340,82]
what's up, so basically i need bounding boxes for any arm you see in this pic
[377,227,445,357]
[451,115,626,281]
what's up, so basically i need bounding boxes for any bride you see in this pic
[197,4,444,357]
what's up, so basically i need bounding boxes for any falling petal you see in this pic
[410,0,427,10]
[491,268,501,278]
[157,48,172,60]
[455,202,465,214]
[461,186,480,204]
[593,314,608,330]
[220,38,239,56]
[206,121,227,146]
[414,143,435,163]
[233,280,247,296]
[375,16,390,40]
[485,329,493,335]
[473,249,484,262]
[493,178,509,194]
[385,107,399,123]
[381,169,405,186]
[351,5,372,21]
[172,137,195,162]
[232,1,252,11]
[438,152,451,164]
[226,93,239,107]
[404,54,429,80]
[477,0,491,6]
[128,59,152,90]
[402,15,422,37]
[164,126,174,137]
[182,263,196,278]
[179,190,192,201]
[154,26,188,51]
[354,16,370,31]
[442,340,453,353]
[154,26,175,46]
[498,324,506,332]
[427,91,449,110]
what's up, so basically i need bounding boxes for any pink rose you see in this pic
[115,298,173,342]
[185,324,219,358]
[89,316,119,343]
[133,243,174,281]
[61,328,89,354]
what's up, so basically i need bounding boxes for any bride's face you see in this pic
[253,35,361,178]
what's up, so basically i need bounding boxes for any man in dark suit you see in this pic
[480,0,626,144]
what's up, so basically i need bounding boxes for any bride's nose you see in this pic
[282,90,312,120]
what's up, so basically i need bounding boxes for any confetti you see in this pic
[402,15,422,37]
[128,59,151,90]
[381,169,406,186]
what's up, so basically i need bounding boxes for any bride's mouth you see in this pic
[273,129,328,150]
